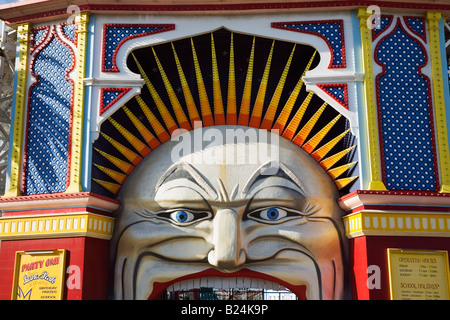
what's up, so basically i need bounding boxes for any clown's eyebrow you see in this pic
[241,161,306,196]
[155,162,217,198]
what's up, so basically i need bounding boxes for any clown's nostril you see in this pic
[208,249,246,269]
[208,249,247,270]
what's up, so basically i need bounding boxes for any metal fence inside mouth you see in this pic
[162,287,297,300]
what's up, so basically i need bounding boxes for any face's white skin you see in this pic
[110,126,348,300]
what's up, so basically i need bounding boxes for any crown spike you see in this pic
[171,42,201,124]
[311,128,351,162]
[319,145,356,170]
[249,40,275,128]
[152,47,191,130]
[305,50,317,73]
[191,38,214,127]
[227,32,237,125]
[261,43,296,131]
[94,164,128,184]
[302,114,342,154]
[292,101,327,147]
[93,179,121,194]
[282,92,314,140]
[327,161,357,180]
[94,148,135,175]
[334,176,358,190]
[123,105,160,150]
[272,51,317,133]
[132,53,178,135]
[135,96,170,143]
[211,33,225,125]
[109,118,151,157]
[238,37,255,127]
[100,132,143,166]
[272,78,304,133]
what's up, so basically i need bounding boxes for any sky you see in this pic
[0,0,24,4]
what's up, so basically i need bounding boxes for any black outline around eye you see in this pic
[156,210,211,226]
[247,207,304,224]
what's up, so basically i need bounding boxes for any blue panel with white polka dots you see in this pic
[376,23,437,191]
[61,23,76,43]
[372,16,393,39]
[103,90,122,106]
[404,17,426,41]
[103,25,169,72]
[271,21,345,68]
[32,28,48,47]
[24,33,73,195]
[322,85,347,107]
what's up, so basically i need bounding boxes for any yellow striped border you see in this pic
[3,23,30,197]
[67,12,90,193]
[344,211,450,238]
[357,8,387,191]
[0,213,114,240]
[426,11,450,193]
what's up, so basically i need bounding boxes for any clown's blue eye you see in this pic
[248,207,302,224]
[170,210,194,223]
[156,210,211,226]
[266,208,279,220]
[260,208,287,221]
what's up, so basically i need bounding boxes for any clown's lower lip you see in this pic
[148,269,307,300]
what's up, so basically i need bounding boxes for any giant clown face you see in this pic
[110,125,348,300]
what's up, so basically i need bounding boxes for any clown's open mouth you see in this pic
[148,269,308,300]
[160,277,299,300]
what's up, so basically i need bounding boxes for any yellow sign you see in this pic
[387,248,450,300]
[11,249,66,300]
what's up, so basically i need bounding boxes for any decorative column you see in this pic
[4,22,30,197]
[426,11,450,193]
[67,12,89,193]
[356,8,386,191]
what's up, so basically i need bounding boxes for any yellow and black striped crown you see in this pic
[92,29,357,197]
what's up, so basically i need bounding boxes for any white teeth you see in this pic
[214,278,221,289]
[167,277,289,291]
